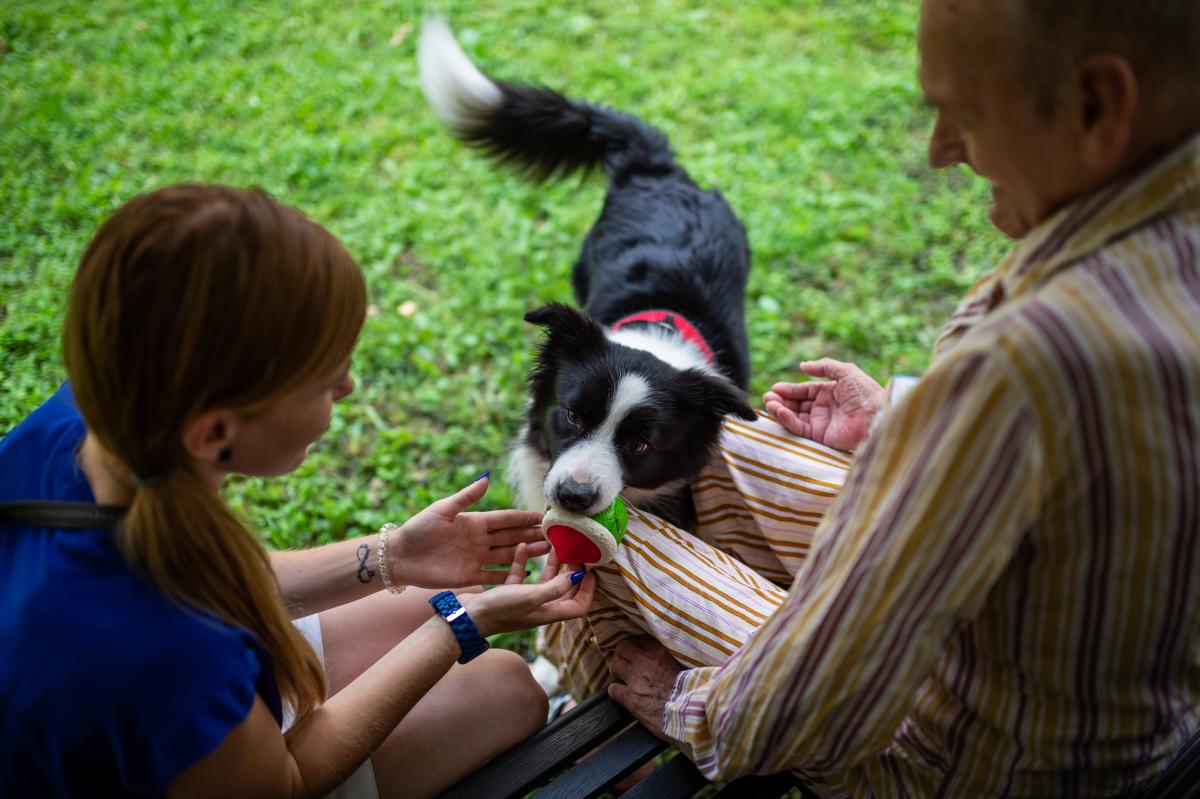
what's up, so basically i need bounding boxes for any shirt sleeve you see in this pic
[123,622,267,797]
[663,342,1045,779]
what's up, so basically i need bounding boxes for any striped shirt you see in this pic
[662,133,1200,796]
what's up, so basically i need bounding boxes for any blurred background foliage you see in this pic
[1,0,1008,649]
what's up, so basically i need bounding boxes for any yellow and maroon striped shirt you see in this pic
[663,133,1200,797]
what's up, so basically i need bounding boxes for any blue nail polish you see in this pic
[570,570,585,585]
[475,471,490,482]
[525,570,532,577]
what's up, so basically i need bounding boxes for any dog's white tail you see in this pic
[418,15,675,182]
[417,15,503,132]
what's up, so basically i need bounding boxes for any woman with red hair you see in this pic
[0,183,593,798]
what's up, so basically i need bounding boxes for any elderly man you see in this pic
[538,0,1200,794]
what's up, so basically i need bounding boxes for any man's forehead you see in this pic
[918,0,1019,93]
[920,0,1020,49]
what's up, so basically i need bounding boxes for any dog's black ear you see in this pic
[523,303,608,414]
[674,370,758,421]
[524,302,607,357]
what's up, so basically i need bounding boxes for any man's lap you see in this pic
[538,414,852,692]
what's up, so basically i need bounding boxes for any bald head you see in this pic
[1019,0,1200,116]
[918,0,1197,238]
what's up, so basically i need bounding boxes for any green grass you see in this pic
[1,1,1008,653]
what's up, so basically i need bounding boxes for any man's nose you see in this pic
[555,478,599,512]
[928,116,965,169]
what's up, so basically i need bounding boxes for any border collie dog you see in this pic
[419,17,756,530]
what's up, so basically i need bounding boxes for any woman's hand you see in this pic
[459,545,595,637]
[389,477,551,589]
[763,358,884,451]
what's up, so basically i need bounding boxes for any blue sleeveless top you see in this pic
[0,385,282,797]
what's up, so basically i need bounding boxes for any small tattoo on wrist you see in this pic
[356,543,376,584]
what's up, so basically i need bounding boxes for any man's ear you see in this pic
[181,409,239,465]
[1072,53,1138,171]
[674,370,757,422]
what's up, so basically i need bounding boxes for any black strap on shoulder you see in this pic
[0,500,127,529]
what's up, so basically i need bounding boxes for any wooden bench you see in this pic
[440,691,812,799]
[442,691,1200,798]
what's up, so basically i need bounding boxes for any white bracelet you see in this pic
[378,523,406,595]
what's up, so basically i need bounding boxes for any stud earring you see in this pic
[218,448,233,463]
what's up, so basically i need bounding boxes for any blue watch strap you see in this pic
[429,591,489,664]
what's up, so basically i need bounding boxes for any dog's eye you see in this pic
[626,439,650,455]
[564,408,581,428]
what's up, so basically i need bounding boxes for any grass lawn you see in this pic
[1,1,1008,654]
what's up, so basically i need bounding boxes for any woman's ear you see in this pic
[182,409,240,465]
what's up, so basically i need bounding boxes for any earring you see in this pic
[219,448,233,463]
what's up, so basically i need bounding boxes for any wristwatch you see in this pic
[429,591,490,664]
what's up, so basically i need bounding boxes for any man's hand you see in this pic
[763,358,884,451]
[390,476,551,588]
[608,636,684,740]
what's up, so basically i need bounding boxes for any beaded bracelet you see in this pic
[377,523,406,595]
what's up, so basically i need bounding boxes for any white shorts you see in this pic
[287,613,379,799]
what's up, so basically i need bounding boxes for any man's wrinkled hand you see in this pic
[608,636,684,741]
[763,358,884,451]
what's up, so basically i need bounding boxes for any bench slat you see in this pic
[439,692,631,799]
[620,752,708,799]
[534,722,668,799]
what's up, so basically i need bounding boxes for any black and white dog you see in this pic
[419,17,756,530]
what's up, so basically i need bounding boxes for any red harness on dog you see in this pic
[610,310,716,366]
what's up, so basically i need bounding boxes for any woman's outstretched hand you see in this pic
[390,476,551,589]
[461,545,595,637]
[763,358,884,451]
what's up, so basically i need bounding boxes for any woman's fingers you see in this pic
[502,543,529,585]
[486,526,548,549]
[550,571,595,617]
[479,509,545,531]
[523,539,552,558]
[470,569,595,635]
[526,569,589,607]
[530,571,595,623]
[539,550,561,583]
[484,539,552,566]
[529,570,580,603]
[429,476,490,517]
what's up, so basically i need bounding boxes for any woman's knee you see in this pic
[466,649,548,736]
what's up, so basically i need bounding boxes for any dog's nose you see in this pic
[555,478,599,512]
